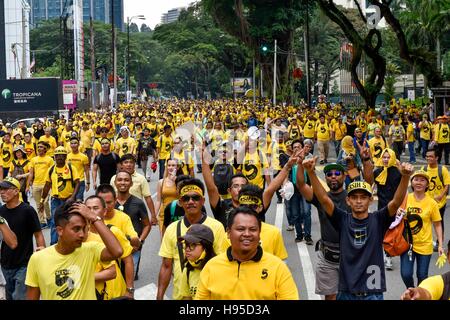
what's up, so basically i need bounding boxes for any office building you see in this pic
[160,7,185,25]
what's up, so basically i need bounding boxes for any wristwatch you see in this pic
[0,216,5,225]
[126,287,135,294]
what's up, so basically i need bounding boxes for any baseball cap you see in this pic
[410,170,430,184]
[0,177,20,189]
[347,181,373,196]
[324,163,345,173]
[54,146,68,155]
[178,224,214,245]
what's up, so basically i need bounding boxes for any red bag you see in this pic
[383,196,412,257]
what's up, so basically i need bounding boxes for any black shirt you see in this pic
[94,152,120,184]
[115,195,148,236]
[310,191,351,244]
[0,202,41,269]
[329,206,393,294]
[374,167,402,210]
[211,199,235,229]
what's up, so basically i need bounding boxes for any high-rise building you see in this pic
[28,0,124,30]
[0,0,31,79]
[160,7,185,25]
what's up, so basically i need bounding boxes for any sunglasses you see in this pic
[181,194,202,202]
[184,242,201,251]
[326,170,342,177]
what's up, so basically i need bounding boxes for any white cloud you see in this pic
[124,0,195,29]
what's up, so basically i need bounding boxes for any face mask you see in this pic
[187,249,206,268]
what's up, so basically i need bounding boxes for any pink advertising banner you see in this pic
[62,80,77,110]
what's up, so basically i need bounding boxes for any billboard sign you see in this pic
[231,78,252,94]
[63,80,77,109]
[0,78,63,112]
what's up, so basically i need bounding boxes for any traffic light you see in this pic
[260,43,270,55]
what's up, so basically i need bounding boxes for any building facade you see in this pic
[160,7,185,25]
[0,0,30,79]
[29,0,124,30]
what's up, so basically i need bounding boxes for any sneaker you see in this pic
[40,223,48,229]
[286,225,294,231]
[295,237,303,243]
[304,236,314,245]
[385,256,393,270]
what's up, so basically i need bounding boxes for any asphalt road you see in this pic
[30,146,450,300]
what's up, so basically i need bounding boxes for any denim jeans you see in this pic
[300,197,312,238]
[408,142,416,162]
[337,291,384,301]
[1,266,27,300]
[334,140,341,158]
[420,139,429,159]
[158,159,166,180]
[400,250,432,288]
[284,200,294,226]
[76,181,85,201]
[50,197,66,245]
[132,250,141,277]
[285,192,307,236]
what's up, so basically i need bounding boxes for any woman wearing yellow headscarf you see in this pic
[337,135,362,187]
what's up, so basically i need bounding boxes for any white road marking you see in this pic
[296,242,321,300]
[275,203,284,231]
[135,283,169,300]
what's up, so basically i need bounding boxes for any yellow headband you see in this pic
[239,195,262,206]
[180,185,204,197]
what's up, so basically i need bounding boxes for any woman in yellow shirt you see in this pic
[9,145,30,203]
[401,170,444,289]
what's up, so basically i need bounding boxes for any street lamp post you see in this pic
[402,75,407,99]
[126,15,145,100]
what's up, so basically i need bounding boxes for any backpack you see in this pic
[213,162,234,195]
[11,159,29,192]
[422,165,448,195]
[48,164,74,189]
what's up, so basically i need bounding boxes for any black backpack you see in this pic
[213,162,234,195]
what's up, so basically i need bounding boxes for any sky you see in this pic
[124,0,195,30]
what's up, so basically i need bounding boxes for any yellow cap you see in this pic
[54,146,68,155]
[0,177,20,189]
[347,181,373,196]
[410,170,430,184]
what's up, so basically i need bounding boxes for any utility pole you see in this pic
[252,57,256,105]
[260,64,264,99]
[90,16,95,81]
[111,0,117,109]
[127,16,130,94]
[304,1,311,106]
[21,4,29,79]
[273,39,277,106]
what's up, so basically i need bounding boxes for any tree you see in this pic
[383,62,400,102]
[129,22,139,33]
[140,24,152,33]
[331,79,340,97]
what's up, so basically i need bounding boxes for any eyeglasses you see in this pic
[184,242,200,251]
[326,171,342,177]
[181,194,202,202]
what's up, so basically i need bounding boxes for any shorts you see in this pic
[315,250,339,296]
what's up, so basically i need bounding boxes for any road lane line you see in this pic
[275,203,284,231]
[296,242,321,300]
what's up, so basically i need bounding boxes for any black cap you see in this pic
[178,224,214,245]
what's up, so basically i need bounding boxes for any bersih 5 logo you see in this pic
[1,89,11,99]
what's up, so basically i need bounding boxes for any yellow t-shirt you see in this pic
[435,123,449,144]
[179,265,201,299]
[172,151,194,176]
[423,165,450,209]
[157,135,173,160]
[1,142,13,169]
[46,164,81,199]
[419,121,432,140]
[315,122,331,141]
[406,193,441,255]
[406,123,415,142]
[303,120,316,139]
[368,136,387,162]
[23,141,36,159]
[332,122,347,141]
[357,118,368,133]
[30,155,54,186]
[195,249,299,300]
[115,137,137,157]
[80,129,94,149]
[104,209,138,240]
[242,151,270,189]
[287,125,302,140]
[159,216,227,300]
[86,226,133,300]
[419,275,447,300]
[25,242,105,300]
[67,152,89,182]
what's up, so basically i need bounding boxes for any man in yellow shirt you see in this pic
[27,141,54,226]
[67,137,90,201]
[315,114,331,164]
[406,116,416,163]
[39,146,81,245]
[368,127,387,163]
[25,200,123,300]
[331,117,347,158]
[418,114,432,159]
[79,121,94,164]
[39,127,57,157]
[432,116,449,165]
[1,132,13,177]
[195,206,299,300]
[156,125,173,179]
[115,126,137,158]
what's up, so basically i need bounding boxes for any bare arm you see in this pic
[296,161,313,202]
[387,163,413,217]
[26,286,41,300]
[0,222,18,249]
[122,254,135,298]
[358,143,374,185]
[95,264,116,282]
[154,179,163,219]
[433,221,444,257]
[84,164,90,191]
[33,231,46,251]
[92,163,98,189]
[144,195,157,226]
[401,287,432,300]
[26,167,34,193]
[157,257,173,300]
[201,147,220,209]
[139,217,151,243]
[303,156,335,216]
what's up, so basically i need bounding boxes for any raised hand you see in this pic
[399,162,414,176]
[302,156,318,173]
